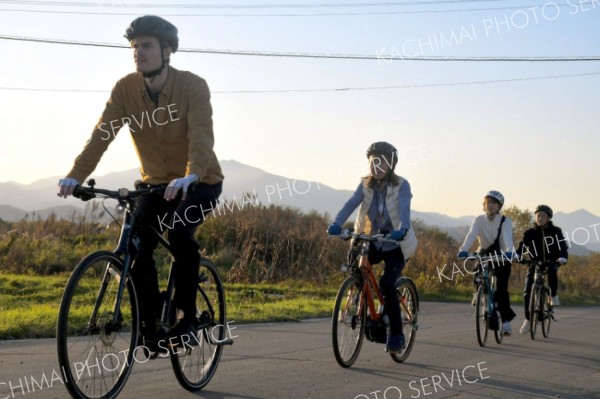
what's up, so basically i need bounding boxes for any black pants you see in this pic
[492,262,516,323]
[369,244,406,335]
[130,182,222,331]
[523,264,558,320]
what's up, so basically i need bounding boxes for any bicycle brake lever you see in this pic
[73,187,95,202]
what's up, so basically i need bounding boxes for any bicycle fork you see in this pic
[399,292,419,332]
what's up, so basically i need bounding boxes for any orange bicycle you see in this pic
[330,230,419,368]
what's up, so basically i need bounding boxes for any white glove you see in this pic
[557,257,567,265]
[57,177,80,198]
[164,174,198,201]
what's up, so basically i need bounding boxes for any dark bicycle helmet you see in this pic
[485,190,505,206]
[125,16,178,78]
[366,142,398,170]
[125,15,179,52]
[535,204,553,218]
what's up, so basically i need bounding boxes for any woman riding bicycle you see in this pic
[327,141,413,353]
[458,190,517,335]
[516,204,568,334]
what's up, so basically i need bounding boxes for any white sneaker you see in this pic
[519,320,530,335]
[551,295,560,306]
[471,293,477,306]
[501,321,512,335]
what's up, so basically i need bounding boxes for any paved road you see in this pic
[1,302,599,399]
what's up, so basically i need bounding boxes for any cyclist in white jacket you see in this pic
[458,190,517,335]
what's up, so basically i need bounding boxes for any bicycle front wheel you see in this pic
[541,287,552,338]
[529,285,541,340]
[491,276,503,345]
[475,285,488,347]
[57,251,138,399]
[171,258,226,391]
[390,278,418,363]
[332,275,366,368]
[493,305,503,344]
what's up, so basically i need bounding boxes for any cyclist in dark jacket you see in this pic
[517,204,568,334]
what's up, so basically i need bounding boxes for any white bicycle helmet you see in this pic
[485,190,505,206]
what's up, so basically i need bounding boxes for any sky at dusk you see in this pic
[1,0,599,217]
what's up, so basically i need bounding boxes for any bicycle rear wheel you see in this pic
[541,287,552,338]
[529,285,541,340]
[332,275,366,368]
[475,285,488,347]
[57,251,138,399]
[390,278,418,363]
[171,258,226,391]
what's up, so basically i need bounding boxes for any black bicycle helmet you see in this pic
[535,204,553,218]
[366,142,398,170]
[125,16,178,78]
[125,15,179,52]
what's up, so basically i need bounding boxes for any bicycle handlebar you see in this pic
[518,259,560,268]
[460,253,510,263]
[72,181,166,202]
[330,229,401,245]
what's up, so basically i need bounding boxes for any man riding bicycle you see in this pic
[516,204,568,334]
[57,15,223,348]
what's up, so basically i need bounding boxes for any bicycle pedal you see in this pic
[214,338,234,346]
[138,345,162,360]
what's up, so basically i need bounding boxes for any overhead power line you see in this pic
[1,35,599,62]
[0,2,578,17]
[0,0,536,10]
[2,72,600,94]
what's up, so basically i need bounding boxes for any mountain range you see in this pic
[1,160,598,255]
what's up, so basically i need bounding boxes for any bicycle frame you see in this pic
[479,259,497,321]
[355,242,386,323]
[346,235,415,330]
[83,188,183,337]
[532,264,550,291]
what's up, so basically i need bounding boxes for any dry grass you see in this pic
[0,201,598,305]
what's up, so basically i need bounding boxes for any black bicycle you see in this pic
[521,259,556,340]
[463,254,503,347]
[56,179,230,399]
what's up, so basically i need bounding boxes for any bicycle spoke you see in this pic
[57,252,137,399]
[332,276,365,367]
[170,259,225,391]
[390,279,418,363]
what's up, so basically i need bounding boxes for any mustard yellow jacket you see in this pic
[67,66,223,185]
